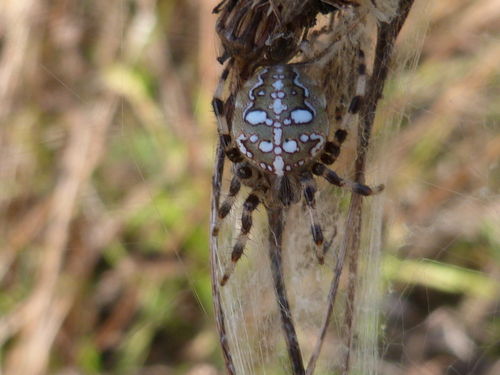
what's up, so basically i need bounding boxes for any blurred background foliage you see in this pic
[0,0,499,374]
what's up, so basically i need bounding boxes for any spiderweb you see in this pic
[211,1,432,374]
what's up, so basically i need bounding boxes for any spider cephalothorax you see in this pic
[213,0,347,68]
[212,48,383,285]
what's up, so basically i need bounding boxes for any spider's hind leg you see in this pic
[212,164,255,236]
[300,171,325,264]
[212,174,241,237]
[312,163,384,196]
[221,186,266,286]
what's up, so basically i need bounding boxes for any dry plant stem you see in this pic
[267,207,305,375]
[305,197,358,375]
[307,1,416,374]
[210,142,236,375]
[343,0,417,373]
[342,195,363,375]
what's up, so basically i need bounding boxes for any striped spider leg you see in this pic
[211,49,383,286]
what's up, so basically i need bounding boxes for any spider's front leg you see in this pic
[212,59,245,164]
[321,49,367,166]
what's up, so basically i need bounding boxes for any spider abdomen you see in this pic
[233,65,329,176]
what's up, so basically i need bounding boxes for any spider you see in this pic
[211,46,383,287]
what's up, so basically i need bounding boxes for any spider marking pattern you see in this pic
[212,49,384,286]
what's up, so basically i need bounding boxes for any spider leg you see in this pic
[221,187,265,286]
[212,59,244,163]
[321,123,347,165]
[321,48,366,166]
[337,48,367,131]
[212,163,256,236]
[212,174,241,237]
[212,62,232,136]
[312,162,384,195]
[300,171,325,264]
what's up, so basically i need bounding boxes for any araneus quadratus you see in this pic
[211,47,384,286]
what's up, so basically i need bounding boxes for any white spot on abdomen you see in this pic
[283,139,298,153]
[291,109,313,124]
[249,69,267,100]
[273,128,282,145]
[245,110,268,125]
[258,141,273,153]
[236,134,248,154]
[273,80,284,90]
[273,156,285,176]
[309,133,325,156]
[293,69,310,97]
[269,98,287,115]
